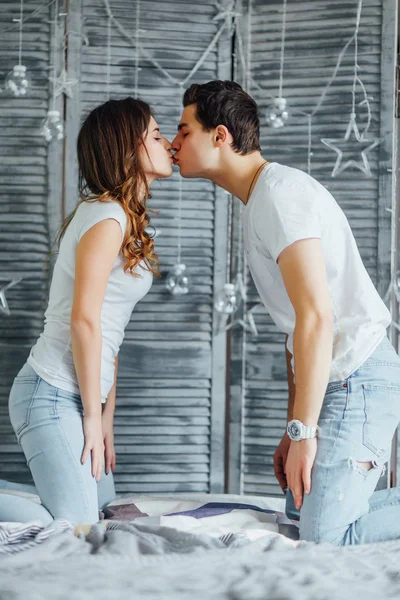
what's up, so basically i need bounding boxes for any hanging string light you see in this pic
[265,0,289,129]
[41,0,64,142]
[106,13,112,100]
[103,0,237,298]
[242,0,376,177]
[134,0,142,97]
[321,0,379,178]
[166,143,191,295]
[4,0,30,97]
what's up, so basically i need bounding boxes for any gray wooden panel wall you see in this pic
[0,2,53,481]
[64,0,231,495]
[229,0,397,496]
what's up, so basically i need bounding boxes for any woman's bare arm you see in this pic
[71,218,123,418]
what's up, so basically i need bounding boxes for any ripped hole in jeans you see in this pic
[347,457,386,478]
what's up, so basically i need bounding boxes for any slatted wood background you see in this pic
[228,0,397,496]
[0,0,396,499]
[0,1,54,483]
[0,0,231,495]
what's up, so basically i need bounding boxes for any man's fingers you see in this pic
[274,455,287,492]
[292,471,304,510]
[303,463,312,495]
[288,472,303,510]
[275,464,287,491]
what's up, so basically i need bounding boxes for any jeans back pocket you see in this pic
[8,376,41,439]
[362,383,400,458]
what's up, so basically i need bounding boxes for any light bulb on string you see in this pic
[165,263,190,296]
[40,110,64,142]
[265,0,289,129]
[214,283,237,315]
[166,160,190,295]
[265,96,290,129]
[145,225,161,239]
[41,0,64,143]
[4,1,30,97]
[4,64,30,97]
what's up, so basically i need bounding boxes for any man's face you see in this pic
[171,104,217,178]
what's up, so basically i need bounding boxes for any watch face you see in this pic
[288,421,302,440]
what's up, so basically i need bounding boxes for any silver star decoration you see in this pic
[213,1,241,34]
[49,68,78,99]
[225,305,260,336]
[0,277,23,316]
[321,115,380,178]
[216,301,262,336]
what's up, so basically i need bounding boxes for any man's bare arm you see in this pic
[285,335,295,422]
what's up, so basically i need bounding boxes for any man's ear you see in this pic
[214,125,231,147]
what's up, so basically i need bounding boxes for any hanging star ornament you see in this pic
[49,68,78,99]
[321,114,380,178]
[224,304,260,336]
[216,300,262,336]
[0,277,23,316]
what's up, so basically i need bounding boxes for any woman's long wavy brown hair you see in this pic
[58,97,159,277]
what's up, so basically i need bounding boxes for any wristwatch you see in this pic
[287,419,320,441]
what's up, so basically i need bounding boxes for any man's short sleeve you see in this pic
[252,182,321,263]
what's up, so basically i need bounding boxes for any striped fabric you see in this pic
[0,519,72,556]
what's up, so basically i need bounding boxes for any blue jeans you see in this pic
[286,336,400,545]
[6,362,116,525]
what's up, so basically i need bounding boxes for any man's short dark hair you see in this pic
[183,80,261,155]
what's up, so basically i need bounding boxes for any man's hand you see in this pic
[285,438,317,510]
[273,433,291,492]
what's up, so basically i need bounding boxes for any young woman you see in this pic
[3,97,173,525]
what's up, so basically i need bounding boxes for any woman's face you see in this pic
[140,116,173,182]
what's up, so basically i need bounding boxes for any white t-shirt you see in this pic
[241,162,391,382]
[28,200,153,401]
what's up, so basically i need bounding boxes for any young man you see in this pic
[171,80,400,546]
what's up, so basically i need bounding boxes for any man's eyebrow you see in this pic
[177,122,189,131]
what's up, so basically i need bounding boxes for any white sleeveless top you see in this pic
[28,200,153,401]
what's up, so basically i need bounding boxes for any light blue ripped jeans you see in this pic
[6,362,116,526]
[286,335,400,545]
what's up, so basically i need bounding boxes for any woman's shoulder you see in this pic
[75,198,127,241]
[79,197,126,216]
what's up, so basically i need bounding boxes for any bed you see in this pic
[0,492,399,599]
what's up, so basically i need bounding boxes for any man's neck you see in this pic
[209,152,269,204]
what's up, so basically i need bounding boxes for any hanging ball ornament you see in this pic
[214,283,237,315]
[165,263,190,296]
[145,225,162,239]
[265,97,289,129]
[41,110,64,142]
[5,65,30,97]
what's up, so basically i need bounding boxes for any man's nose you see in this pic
[171,136,180,151]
